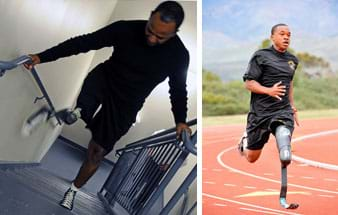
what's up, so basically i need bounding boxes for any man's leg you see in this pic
[60,139,107,210]
[238,132,263,163]
[74,139,108,187]
[246,150,262,163]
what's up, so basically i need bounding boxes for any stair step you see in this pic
[0,169,74,215]
[0,167,109,215]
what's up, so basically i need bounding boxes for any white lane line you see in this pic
[263,173,274,176]
[204,181,216,184]
[292,129,338,142]
[224,183,236,187]
[297,164,309,167]
[265,188,279,192]
[214,203,227,207]
[301,176,314,180]
[292,129,338,171]
[324,178,337,182]
[318,194,335,198]
[203,193,302,215]
[217,146,338,195]
[212,169,223,172]
[240,207,286,215]
[244,186,257,189]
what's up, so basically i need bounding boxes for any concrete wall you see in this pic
[0,0,117,162]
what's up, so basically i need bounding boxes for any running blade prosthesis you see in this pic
[280,166,299,209]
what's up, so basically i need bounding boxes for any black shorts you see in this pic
[76,65,137,153]
[245,112,294,150]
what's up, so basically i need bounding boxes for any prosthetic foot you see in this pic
[275,125,299,209]
[53,108,81,125]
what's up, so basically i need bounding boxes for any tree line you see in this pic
[203,40,338,116]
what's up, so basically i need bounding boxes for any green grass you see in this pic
[203,109,338,127]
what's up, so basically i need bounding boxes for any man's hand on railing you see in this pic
[176,122,191,140]
[24,54,40,70]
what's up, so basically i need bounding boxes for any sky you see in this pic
[203,0,338,80]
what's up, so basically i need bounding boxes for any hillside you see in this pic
[203,35,338,81]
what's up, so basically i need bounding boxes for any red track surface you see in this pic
[203,118,338,215]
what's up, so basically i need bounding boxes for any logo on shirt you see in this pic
[288,60,296,71]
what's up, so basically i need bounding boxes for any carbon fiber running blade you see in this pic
[280,197,299,209]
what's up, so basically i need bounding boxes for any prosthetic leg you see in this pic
[22,107,81,136]
[275,125,299,209]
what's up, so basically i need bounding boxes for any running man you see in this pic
[25,1,191,210]
[238,23,299,208]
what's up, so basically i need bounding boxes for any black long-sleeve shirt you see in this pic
[37,20,189,124]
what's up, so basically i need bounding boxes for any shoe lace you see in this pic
[62,190,76,207]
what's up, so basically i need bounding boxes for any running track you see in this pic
[203,118,338,215]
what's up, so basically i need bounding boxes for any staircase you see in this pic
[0,165,109,215]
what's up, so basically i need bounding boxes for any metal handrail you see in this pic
[117,118,197,155]
[182,129,197,156]
[159,166,197,215]
[138,129,196,215]
[99,119,197,215]
[0,55,61,124]
[125,119,197,147]
[116,133,177,155]
[0,55,30,76]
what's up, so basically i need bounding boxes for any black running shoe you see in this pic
[60,188,77,210]
[238,131,248,156]
[22,106,51,136]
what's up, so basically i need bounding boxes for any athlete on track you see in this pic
[238,23,299,209]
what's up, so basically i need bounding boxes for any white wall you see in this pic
[0,0,117,162]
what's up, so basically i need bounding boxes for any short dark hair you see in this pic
[153,1,185,30]
[271,23,288,35]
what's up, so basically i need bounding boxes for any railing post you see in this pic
[159,165,197,215]
[98,120,197,215]
[138,149,190,215]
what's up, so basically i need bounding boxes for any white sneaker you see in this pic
[60,188,77,210]
[238,131,248,156]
